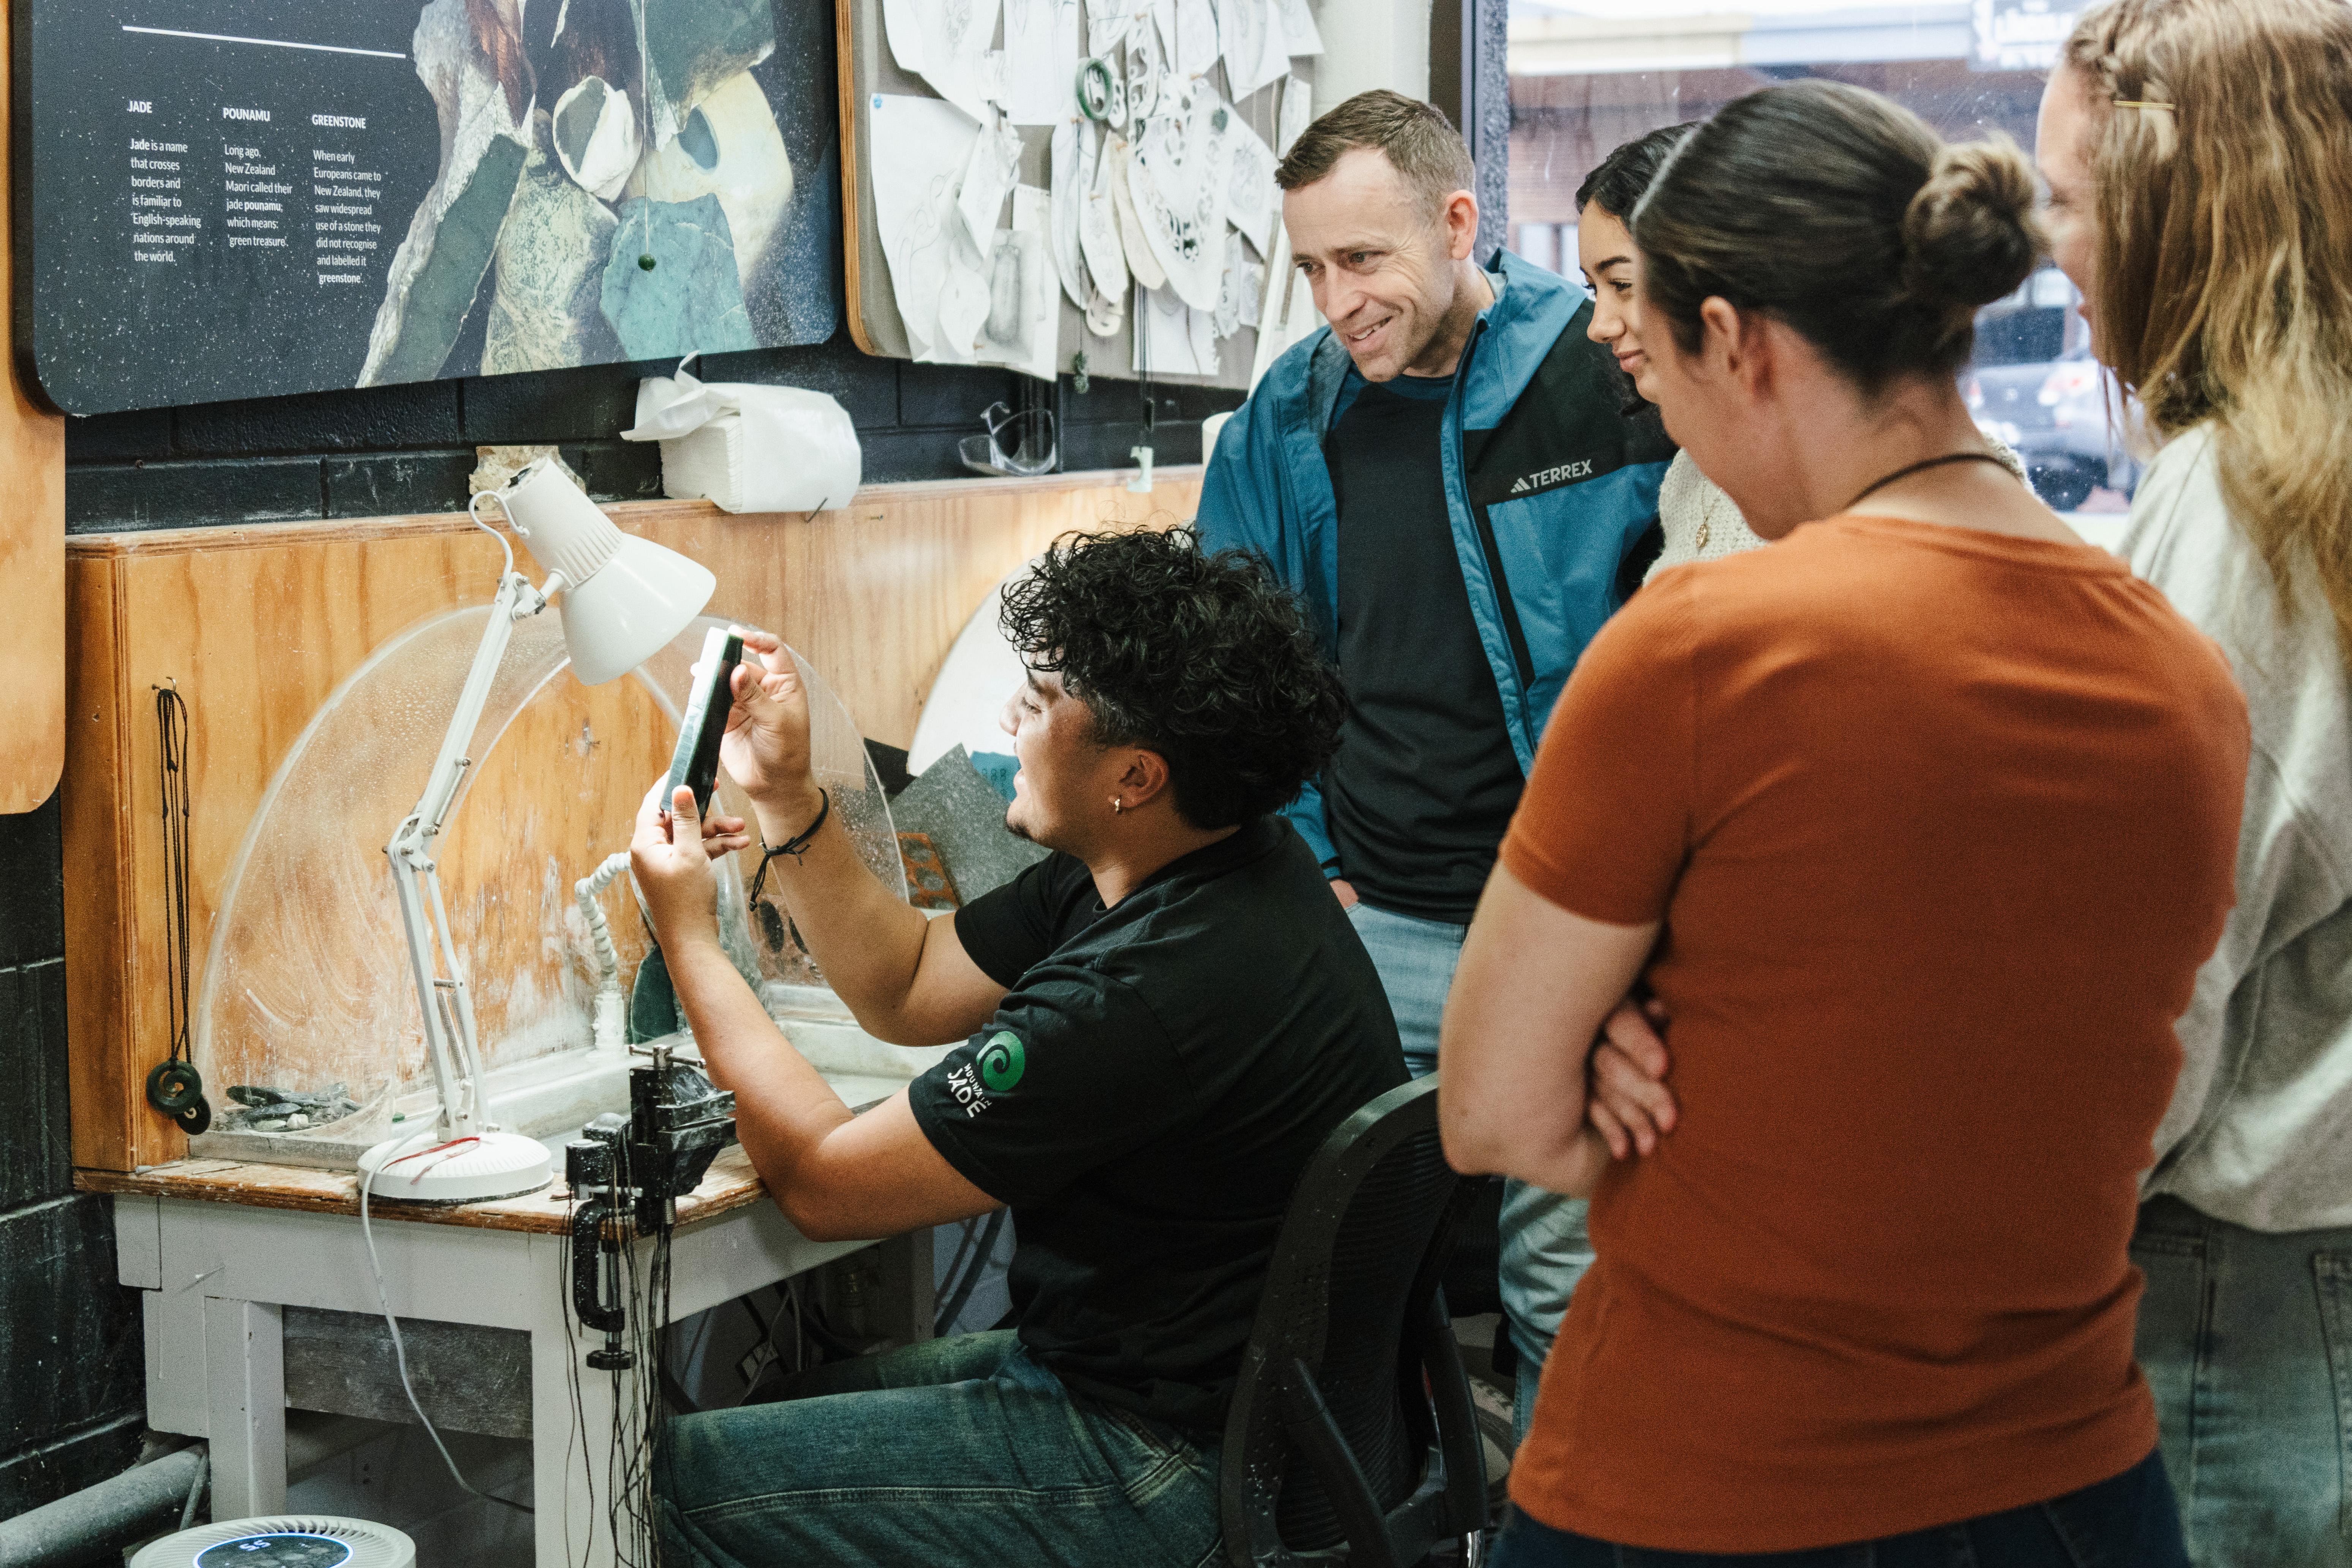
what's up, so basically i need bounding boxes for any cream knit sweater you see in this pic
[1646,437,2030,584]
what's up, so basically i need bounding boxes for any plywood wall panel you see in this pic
[0,2,67,816]
[66,471,1199,1171]
[61,560,133,1171]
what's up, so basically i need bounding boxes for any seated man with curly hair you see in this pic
[632,527,1408,1568]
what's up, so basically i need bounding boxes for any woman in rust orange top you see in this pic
[1438,82,2249,1566]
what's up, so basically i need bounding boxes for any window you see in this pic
[1505,1,2139,520]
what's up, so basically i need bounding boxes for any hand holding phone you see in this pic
[664,627,744,819]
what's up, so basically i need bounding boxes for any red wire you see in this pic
[384,1135,482,1185]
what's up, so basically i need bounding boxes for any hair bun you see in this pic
[1902,138,2046,311]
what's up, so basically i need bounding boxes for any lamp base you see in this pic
[357,1127,553,1205]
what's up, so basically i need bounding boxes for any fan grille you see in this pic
[132,1516,415,1568]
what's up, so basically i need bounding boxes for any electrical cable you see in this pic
[156,684,192,1069]
[147,683,210,1133]
[358,1141,534,1516]
[557,1185,596,1568]
[466,490,518,577]
[177,1448,208,1532]
[632,0,654,271]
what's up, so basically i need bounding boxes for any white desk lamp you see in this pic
[358,458,716,1203]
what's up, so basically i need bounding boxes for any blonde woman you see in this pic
[2040,3,2352,1561]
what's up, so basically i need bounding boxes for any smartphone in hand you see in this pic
[664,626,744,820]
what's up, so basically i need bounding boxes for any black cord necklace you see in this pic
[1845,450,2014,512]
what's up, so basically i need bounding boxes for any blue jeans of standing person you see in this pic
[1348,900,1594,1446]
[1484,1449,2189,1566]
[2133,1194,2352,1566]
[656,1331,1222,1567]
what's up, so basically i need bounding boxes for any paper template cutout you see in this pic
[976,186,1063,379]
[958,109,1024,249]
[1278,73,1313,154]
[1221,0,1287,100]
[1006,0,1085,125]
[888,0,1003,125]
[869,95,984,359]
[1223,113,1277,254]
[883,0,929,74]
[1109,135,1168,290]
[1213,228,1260,337]
[1250,212,1321,383]
[1277,0,1324,57]
[1173,0,1222,77]
[1085,0,1132,52]
[1126,89,1237,310]
[1127,25,1165,121]
[936,231,993,362]
[1083,130,1133,298]
[1086,291,1124,337]
[1140,283,1213,375]
[1050,120,1092,307]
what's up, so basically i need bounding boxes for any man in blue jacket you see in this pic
[1194,89,1672,1442]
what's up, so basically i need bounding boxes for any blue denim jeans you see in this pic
[2133,1194,2352,1566]
[1347,899,1593,1446]
[656,1331,1222,1567]
[1485,1448,2188,1566]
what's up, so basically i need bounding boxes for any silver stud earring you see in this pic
[1110,797,1124,814]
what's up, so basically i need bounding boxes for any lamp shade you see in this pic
[499,457,716,685]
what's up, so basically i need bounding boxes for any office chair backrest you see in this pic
[1220,1074,1485,1567]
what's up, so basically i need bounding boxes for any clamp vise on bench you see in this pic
[567,1043,738,1369]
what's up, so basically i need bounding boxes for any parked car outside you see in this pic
[1966,349,2142,511]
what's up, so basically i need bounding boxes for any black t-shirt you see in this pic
[910,816,1407,1434]
[1322,368,1528,923]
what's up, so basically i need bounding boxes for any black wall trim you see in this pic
[64,337,1245,532]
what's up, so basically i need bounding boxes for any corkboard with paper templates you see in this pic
[837,0,1329,387]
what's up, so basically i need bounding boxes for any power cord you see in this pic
[359,1142,534,1516]
[145,682,211,1134]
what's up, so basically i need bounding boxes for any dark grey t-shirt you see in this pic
[910,817,1407,1433]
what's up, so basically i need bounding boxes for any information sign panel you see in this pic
[18,0,840,414]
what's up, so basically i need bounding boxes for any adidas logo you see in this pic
[1510,458,1596,496]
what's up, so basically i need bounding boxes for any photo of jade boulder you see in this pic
[365,0,840,382]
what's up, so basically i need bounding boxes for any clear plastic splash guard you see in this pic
[189,609,904,1168]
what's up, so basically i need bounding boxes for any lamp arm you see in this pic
[383,571,548,1142]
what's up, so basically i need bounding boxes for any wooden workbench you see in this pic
[78,1141,771,1235]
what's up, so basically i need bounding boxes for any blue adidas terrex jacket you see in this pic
[1195,251,1674,875]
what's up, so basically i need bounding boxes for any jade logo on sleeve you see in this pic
[946,1031,1025,1117]
[980,1032,1026,1091]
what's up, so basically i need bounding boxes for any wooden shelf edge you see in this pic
[65,465,1208,558]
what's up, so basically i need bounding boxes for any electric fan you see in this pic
[129,1516,416,1568]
